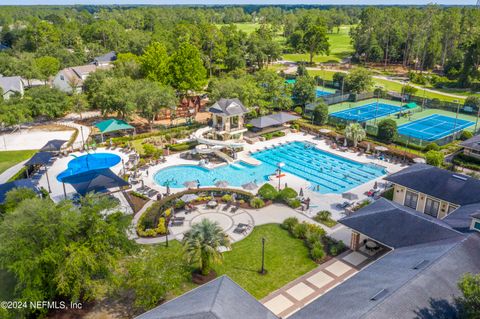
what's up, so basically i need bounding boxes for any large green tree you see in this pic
[345,68,374,94]
[302,25,330,64]
[136,81,177,130]
[0,193,132,314]
[458,273,480,318]
[168,41,207,93]
[140,42,170,84]
[292,75,316,107]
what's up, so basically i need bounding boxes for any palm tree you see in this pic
[344,123,366,147]
[182,219,231,276]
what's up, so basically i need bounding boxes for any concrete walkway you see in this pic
[261,247,387,318]
[0,160,28,183]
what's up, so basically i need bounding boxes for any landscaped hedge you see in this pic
[166,140,198,152]
[110,123,202,145]
[137,188,255,236]
[262,131,286,140]
[453,153,480,171]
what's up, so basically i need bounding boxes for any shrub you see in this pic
[424,142,440,152]
[306,223,326,238]
[250,197,265,209]
[313,102,329,125]
[277,187,298,201]
[425,150,444,167]
[281,217,299,232]
[310,242,326,262]
[292,222,309,239]
[174,200,185,209]
[258,183,278,200]
[143,143,163,158]
[315,210,331,221]
[287,198,302,209]
[377,119,397,143]
[156,217,167,235]
[221,194,232,202]
[294,106,303,115]
[305,232,322,249]
[460,130,474,141]
[328,241,346,256]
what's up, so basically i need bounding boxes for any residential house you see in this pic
[460,134,480,160]
[53,64,109,93]
[0,76,24,100]
[92,51,116,67]
[209,98,248,140]
[385,163,480,219]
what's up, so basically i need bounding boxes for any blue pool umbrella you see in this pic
[61,169,129,196]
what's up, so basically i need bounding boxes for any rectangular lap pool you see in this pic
[398,114,474,141]
[153,141,386,194]
[330,102,402,122]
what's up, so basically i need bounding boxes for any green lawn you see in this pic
[215,224,317,299]
[146,224,316,301]
[0,150,37,175]
[282,25,353,63]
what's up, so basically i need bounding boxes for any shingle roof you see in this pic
[0,179,38,203]
[291,233,480,319]
[94,51,116,63]
[444,202,480,231]
[385,164,480,205]
[460,134,480,151]
[209,98,248,116]
[249,112,300,128]
[0,76,23,94]
[135,275,277,319]
[339,198,464,248]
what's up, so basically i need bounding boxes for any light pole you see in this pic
[80,126,85,149]
[259,237,266,275]
[165,210,170,248]
[276,162,285,190]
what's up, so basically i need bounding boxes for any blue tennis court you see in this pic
[316,87,334,97]
[330,102,402,122]
[398,114,474,141]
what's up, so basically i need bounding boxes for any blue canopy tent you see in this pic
[24,151,54,192]
[0,179,38,203]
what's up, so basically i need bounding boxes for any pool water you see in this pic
[153,141,385,194]
[57,153,121,182]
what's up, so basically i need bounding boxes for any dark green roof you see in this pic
[94,119,134,134]
[404,102,418,109]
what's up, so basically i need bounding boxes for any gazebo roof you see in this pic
[94,119,134,134]
[24,152,53,166]
[404,102,418,109]
[248,112,300,129]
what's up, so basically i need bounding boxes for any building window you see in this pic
[447,205,458,215]
[474,221,480,231]
[404,191,418,210]
[424,198,440,218]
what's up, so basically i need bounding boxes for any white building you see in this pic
[52,64,109,93]
[0,76,24,100]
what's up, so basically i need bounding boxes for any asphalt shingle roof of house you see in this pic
[290,198,480,319]
[209,98,248,116]
[93,51,116,63]
[444,202,480,232]
[385,164,480,205]
[135,275,277,319]
[0,76,23,94]
[339,198,464,248]
[460,134,480,151]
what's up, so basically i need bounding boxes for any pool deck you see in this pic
[38,132,406,223]
[140,132,406,221]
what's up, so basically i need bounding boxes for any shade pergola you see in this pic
[94,119,135,142]
[404,102,418,109]
[40,139,67,152]
[24,152,53,166]
[61,168,129,196]
[248,112,300,129]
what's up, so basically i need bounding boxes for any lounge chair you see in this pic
[222,202,232,211]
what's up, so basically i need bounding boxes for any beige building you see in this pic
[209,98,248,141]
[460,134,480,160]
[385,164,480,219]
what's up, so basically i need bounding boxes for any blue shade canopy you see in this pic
[61,169,129,196]
[0,179,37,203]
[24,152,53,166]
[40,139,67,152]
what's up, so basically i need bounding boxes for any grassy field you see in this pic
[282,25,353,63]
[308,69,464,103]
[215,224,317,299]
[0,150,36,175]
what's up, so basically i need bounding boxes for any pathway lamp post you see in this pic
[276,162,285,190]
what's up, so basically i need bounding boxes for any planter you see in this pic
[192,270,217,285]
